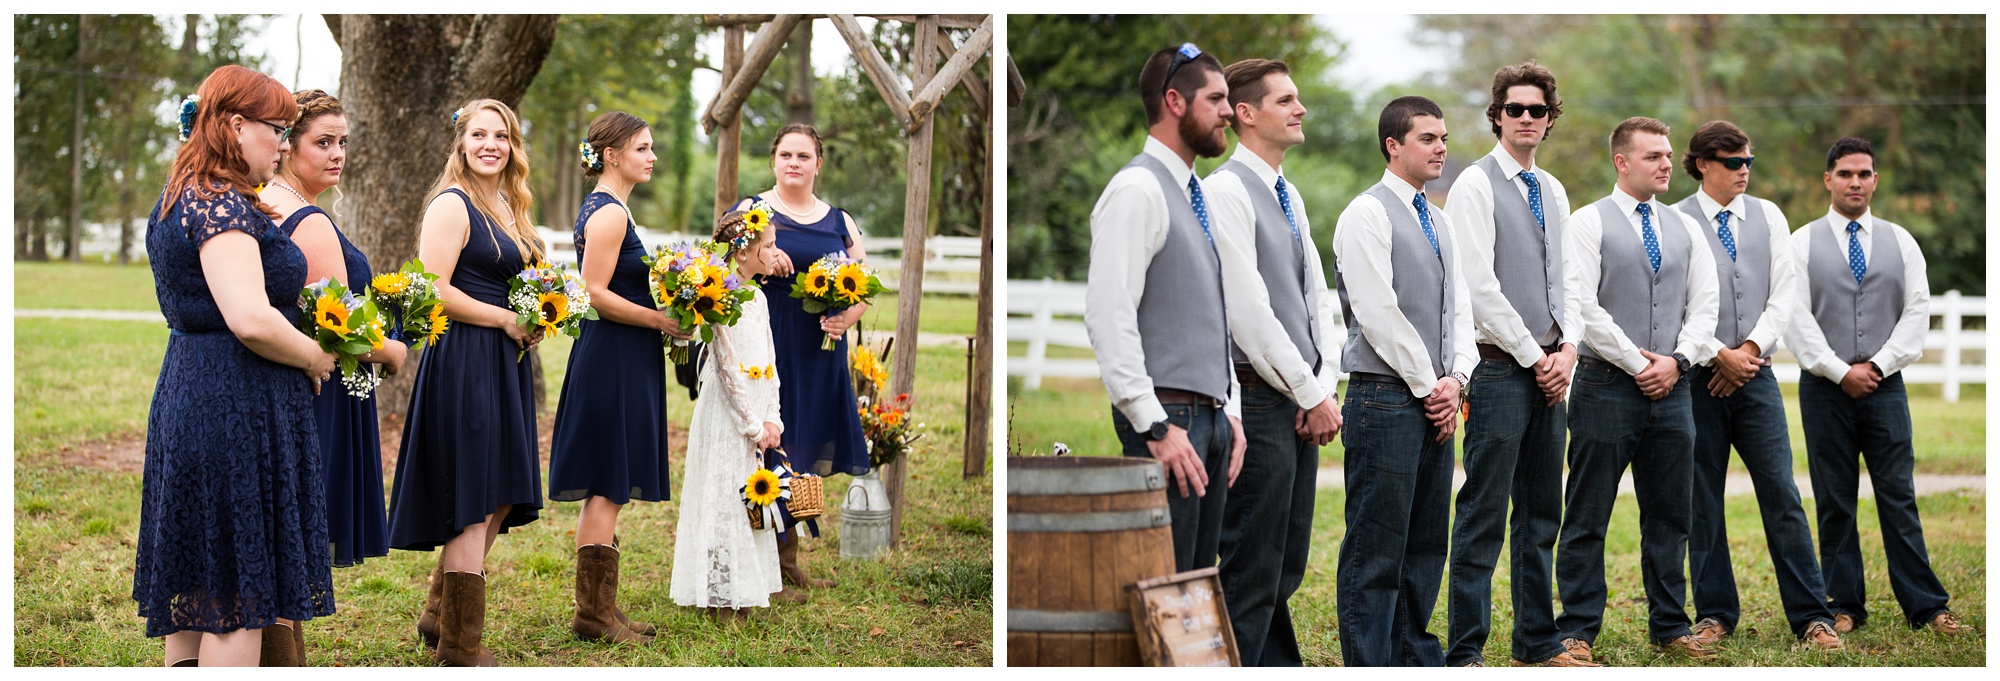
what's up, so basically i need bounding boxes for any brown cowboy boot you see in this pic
[257,621,299,666]
[608,536,656,635]
[416,562,445,648]
[573,545,651,644]
[778,533,835,589]
[435,571,498,667]
[293,620,306,666]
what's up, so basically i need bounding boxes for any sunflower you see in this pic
[313,293,352,335]
[803,264,832,296]
[743,468,782,506]
[743,205,771,234]
[881,410,905,428]
[370,272,408,296]
[424,304,449,345]
[365,319,386,350]
[688,294,717,325]
[535,291,569,334]
[834,263,869,304]
[696,270,729,302]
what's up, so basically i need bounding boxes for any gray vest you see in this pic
[1125,153,1232,400]
[1579,196,1693,361]
[1472,156,1564,344]
[1217,160,1320,371]
[1803,216,1907,363]
[1335,182,1455,380]
[1676,195,1773,353]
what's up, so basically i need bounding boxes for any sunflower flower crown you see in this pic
[577,141,603,171]
[175,94,200,142]
[719,202,773,257]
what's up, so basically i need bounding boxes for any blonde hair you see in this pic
[425,98,544,262]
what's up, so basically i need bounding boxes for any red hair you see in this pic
[162,65,297,218]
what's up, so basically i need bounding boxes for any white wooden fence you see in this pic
[1007,278,1988,402]
[538,227,981,295]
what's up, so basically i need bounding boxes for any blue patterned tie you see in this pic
[1716,210,1737,262]
[1846,221,1867,283]
[1637,202,1661,272]
[1275,176,1300,242]
[1188,176,1216,252]
[1519,171,1546,230]
[1413,192,1440,256]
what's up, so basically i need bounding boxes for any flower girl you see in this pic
[669,209,786,621]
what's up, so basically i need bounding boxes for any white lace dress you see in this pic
[670,290,784,608]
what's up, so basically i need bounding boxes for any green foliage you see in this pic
[940,515,989,537]
[900,558,992,605]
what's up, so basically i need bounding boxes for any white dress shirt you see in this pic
[1443,144,1581,367]
[1688,189,1799,358]
[1206,144,1346,412]
[1083,134,1241,430]
[1330,169,1477,397]
[1783,208,1931,381]
[1561,185,1722,375]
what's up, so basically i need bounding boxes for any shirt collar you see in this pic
[1826,207,1875,234]
[1694,189,1747,226]
[1227,144,1284,192]
[1380,168,1426,206]
[1486,144,1537,180]
[1610,184,1658,219]
[1143,134,1195,194]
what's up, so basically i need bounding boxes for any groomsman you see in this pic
[1440,62,1591,668]
[1674,121,1844,651]
[1331,95,1474,667]
[1784,137,1970,636]
[1084,43,1245,572]
[1553,117,1721,662]
[1206,57,1343,667]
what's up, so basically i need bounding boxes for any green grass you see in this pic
[13,260,159,311]
[859,291,981,339]
[12,318,168,456]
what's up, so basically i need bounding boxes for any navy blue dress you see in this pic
[133,186,334,637]
[278,206,389,568]
[387,188,542,551]
[753,199,870,477]
[548,192,673,503]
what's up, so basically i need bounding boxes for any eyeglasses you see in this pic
[1502,103,1550,119]
[1711,155,1755,171]
[1161,43,1203,90]
[253,118,291,140]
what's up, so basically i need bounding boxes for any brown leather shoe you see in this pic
[1928,611,1972,635]
[1654,634,1719,660]
[1512,651,1602,667]
[1561,637,1593,663]
[1801,620,1844,650]
[417,562,446,647]
[1690,617,1727,647]
[435,571,498,667]
[572,545,651,644]
[1832,613,1856,633]
[778,533,836,589]
[258,621,299,666]
[608,536,656,636]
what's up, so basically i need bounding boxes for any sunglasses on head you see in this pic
[1502,103,1550,119]
[1711,155,1755,171]
[1162,43,1203,90]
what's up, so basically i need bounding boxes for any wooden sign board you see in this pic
[1124,567,1239,667]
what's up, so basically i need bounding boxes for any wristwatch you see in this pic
[1143,420,1170,441]
[1449,371,1469,391]
[1672,352,1692,374]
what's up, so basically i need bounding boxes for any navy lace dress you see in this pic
[278,206,388,568]
[133,186,334,637]
[753,199,870,477]
[548,192,673,503]
[386,188,542,551]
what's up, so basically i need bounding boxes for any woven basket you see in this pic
[790,474,825,521]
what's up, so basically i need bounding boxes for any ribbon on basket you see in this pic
[741,459,791,532]
[763,449,822,540]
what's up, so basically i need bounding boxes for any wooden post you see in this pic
[965,71,994,478]
[885,16,939,549]
[700,14,802,134]
[712,25,744,221]
[906,15,993,133]
[830,14,915,129]
[1942,289,1962,403]
[935,26,988,114]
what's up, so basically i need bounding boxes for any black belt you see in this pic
[1155,388,1221,408]
[1577,356,1618,371]
[1477,342,1562,362]
[1347,371,1402,385]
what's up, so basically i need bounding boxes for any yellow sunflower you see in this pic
[365,319,386,350]
[313,293,352,335]
[744,468,782,506]
[803,264,832,297]
[834,263,869,304]
[743,205,771,234]
[535,291,569,334]
[424,304,450,344]
[370,273,408,296]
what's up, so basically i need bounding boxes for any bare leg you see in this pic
[482,505,513,555]
[443,509,502,574]
[164,631,201,666]
[197,628,262,666]
[577,496,621,548]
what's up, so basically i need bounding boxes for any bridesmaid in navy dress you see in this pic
[256,88,407,666]
[386,99,545,667]
[133,64,338,667]
[547,111,690,644]
[735,123,869,594]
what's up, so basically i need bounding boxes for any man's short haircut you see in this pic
[1378,95,1444,163]
[1826,137,1875,170]
[1683,120,1751,180]
[1139,45,1226,126]
[1608,116,1671,157]
[1223,59,1290,132]
[1485,61,1563,138]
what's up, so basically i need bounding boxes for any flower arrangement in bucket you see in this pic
[850,339,923,469]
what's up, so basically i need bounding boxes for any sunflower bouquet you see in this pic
[642,240,757,364]
[789,253,885,350]
[298,277,391,398]
[507,260,596,362]
[367,258,448,350]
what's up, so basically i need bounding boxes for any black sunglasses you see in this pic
[1161,43,1203,90]
[1711,155,1755,171]
[1502,103,1550,119]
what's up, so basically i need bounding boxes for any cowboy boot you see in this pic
[257,621,298,666]
[293,620,307,666]
[609,536,656,636]
[416,561,445,648]
[778,533,836,589]
[573,545,650,644]
[435,571,498,667]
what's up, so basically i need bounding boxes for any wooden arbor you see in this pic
[700,14,995,549]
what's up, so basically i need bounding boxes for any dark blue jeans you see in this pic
[1336,376,1452,667]
[1113,402,1231,572]
[1219,379,1319,666]
[1689,365,1835,638]
[1447,359,1566,665]
[1798,372,1951,628]
[1555,361,1694,645]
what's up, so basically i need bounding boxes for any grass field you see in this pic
[12,271,993,666]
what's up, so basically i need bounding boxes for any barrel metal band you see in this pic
[1008,608,1134,633]
[1007,507,1170,533]
[1008,464,1166,496]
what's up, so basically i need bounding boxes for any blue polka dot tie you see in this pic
[1716,210,1737,262]
[1413,192,1440,257]
[1519,171,1545,230]
[1188,176,1216,252]
[1637,202,1661,272]
[1275,175,1300,242]
[1846,221,1867,283]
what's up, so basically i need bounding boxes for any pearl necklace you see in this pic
[593,184,627,204]
[268,180,311,206]
[769,191,818,218]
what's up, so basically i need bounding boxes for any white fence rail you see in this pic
[1008,279,1988,401]
[538,227,981,295]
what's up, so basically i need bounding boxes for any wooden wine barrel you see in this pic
[1007,455,1175,666]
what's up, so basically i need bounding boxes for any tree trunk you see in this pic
[66,14,87,263]
[327,14,559,416]
[786,20,814,125]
